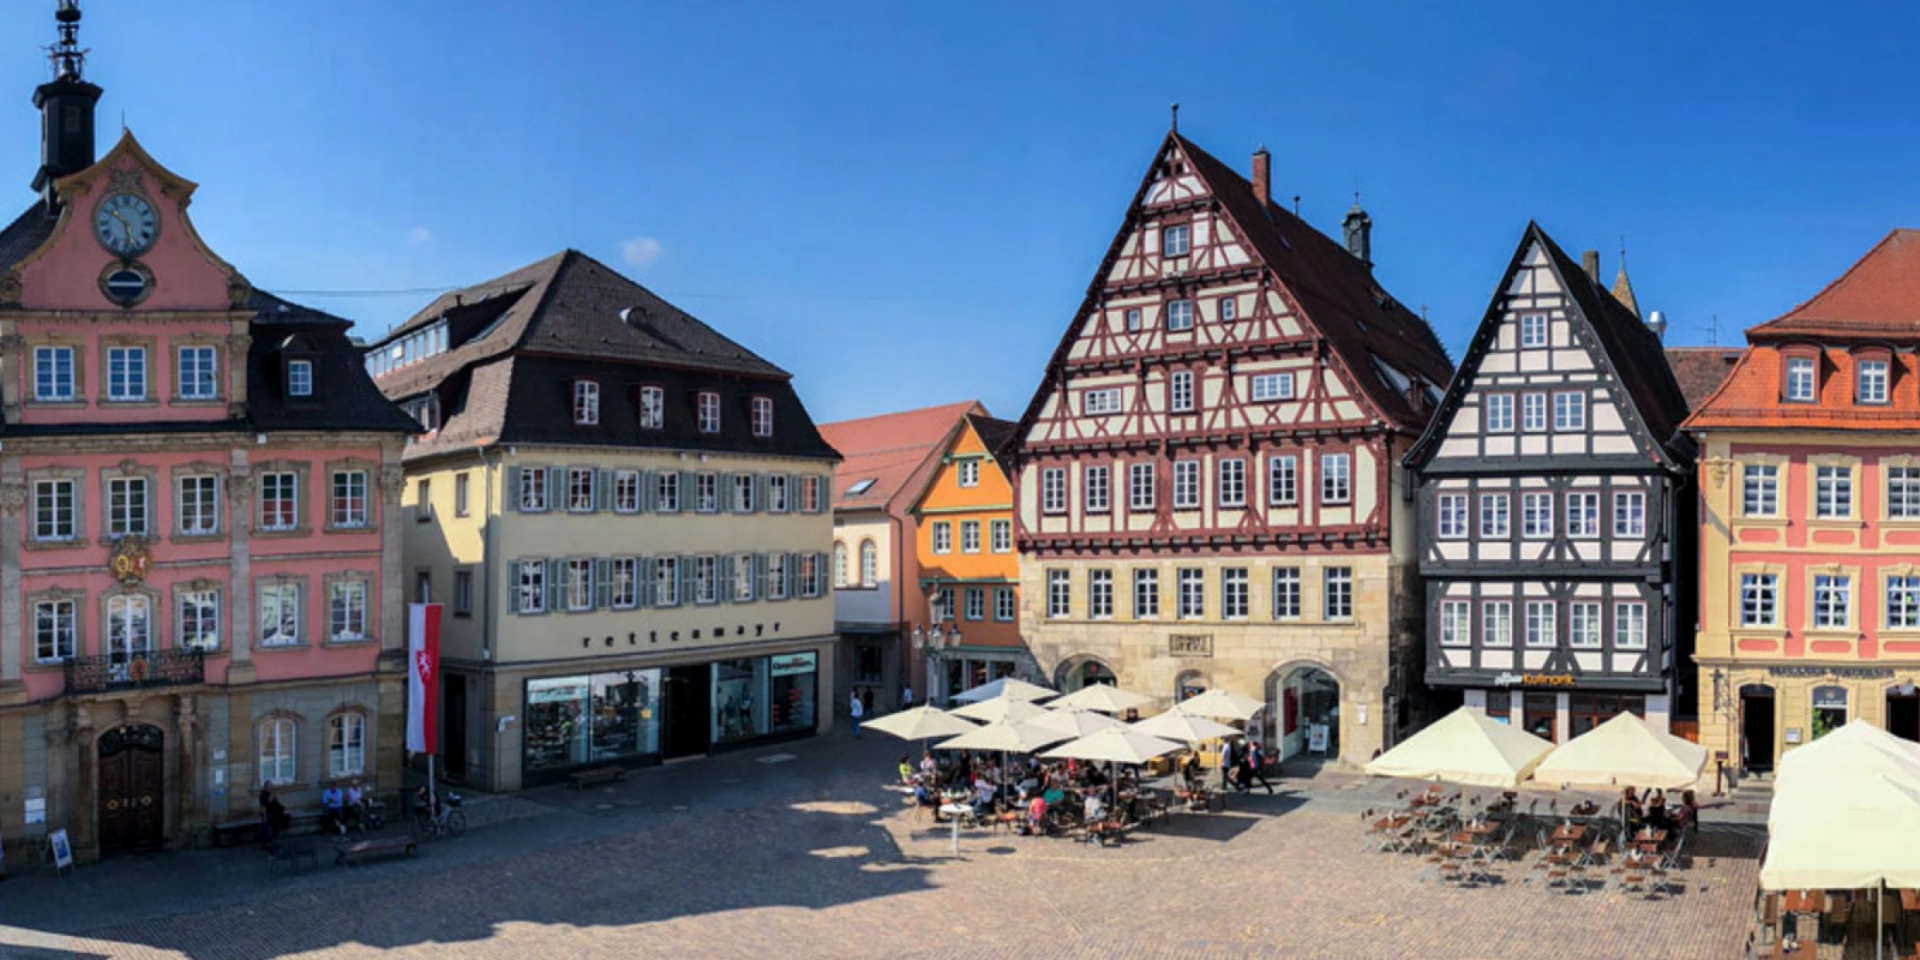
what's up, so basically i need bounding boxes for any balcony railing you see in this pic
[64,650,206,695]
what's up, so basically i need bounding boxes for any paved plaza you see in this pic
[0,732,1762,960]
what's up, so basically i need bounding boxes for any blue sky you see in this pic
[1,2,1916,424]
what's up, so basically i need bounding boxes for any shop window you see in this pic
[769,653,818,734]
[713,659,771,744]
[1811,685,1848,740]
[523,671,664,774]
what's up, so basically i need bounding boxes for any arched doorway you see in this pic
[1055,656,1116,693]
[1811,685,1848,740]
[1267,664,1340,762]
[1887,682,1920,742]
[1174,669,1207,704]
[97,724,165,856]
[1739,684,1775,773]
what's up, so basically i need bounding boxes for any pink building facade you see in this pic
[0,14,416,863]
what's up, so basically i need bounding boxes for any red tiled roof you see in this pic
[1664,347,1742,411]
[1752,229,1920,340]
[819,401,984,511]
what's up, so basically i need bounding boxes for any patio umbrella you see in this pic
[1532,711,1707,789]
[861,705,979,742]
[950,697,1052,724]
[951,678,1058,704]
[1050,684,1154,715]
[1030,708,1122,739]
[1130,707,1241,745]
[1364,706,1553,788]
[1041,728,1186,765]
[938,719,1072,754]
[1174,689,1266,722]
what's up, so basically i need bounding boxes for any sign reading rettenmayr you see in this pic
[771,652,817,677]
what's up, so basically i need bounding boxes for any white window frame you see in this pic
[1046,569,1071,619]
[519,468,548,512]
[1084,465,1110,513]
[1888,576,1920,629]
[1785,356,1816,402]
[932,521,952,555]
[328,713,366,778]
[1166,299,1194,331]
[517,560,547,614]
[1272,568,1300,620]
[1437,493,1468,539]
[568,467,595,513]
[994,586,1017,622]
[1524,600,1556,648]
[990,519,1012,553]
[258,718,296,786]
[639,385,665,430]
[1172,460,1200,509]
[1323,567,1353,621]
[1813,574,1851,629]
[1613,601,1648,649]
[1565,492,1599,539]
[697,391,721,434]
[1484,393,1514,432]
[1743,465,1778,517]
[1553,392,1586,431]
[751,396,774,437]
[1041,467,1067,514]
[1268,455,1296,506]
[1481,600,1513,647]
[1889,468,1920,519]
[107,346,148,402]
[1161,224,1190,257]
[958,460,980,488]
[1088,569,1113,620]
[1439,600,1470,647]
[330,470,368,529]
[1480,493,1510,539]
[1519,314,1548,347]
[1319,453,1351,505]
[287,360,313,397]
[1129,463,1156,511]
[1741,573,1777,627]
[1221,568,1248,620]
[1613,491,1647,537]
[1521,392,1547,432]
[1815,466,1852,519]
[33,599,75,663]
[258,582,301,647]
[108,477,149,537]
[329,580,368,641]
[178,589,219,651]
[34,479,76,542]
[1218,458,1246,508]
[572,380,600,425]
[1176,568,1204,620]
[1858,359,1889,404]
[1570,601,1603,648]
[1250,372,1295,402]
[1169,371,1194,412]
[34,346,74,401]
[613,471,641,513]
[1218,296,1236,322]
[960,520,981,554]
[1521,492,1554,540]
[1082,388,1123,416]
[178,345,219,400]
[1133,568,1160,619]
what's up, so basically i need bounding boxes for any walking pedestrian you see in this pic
[902,685,914,710]
[1219,738,1240,792]
[850,687,865,737]
[1245,739,1275,794]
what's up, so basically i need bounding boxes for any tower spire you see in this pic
[48,0,87,81]
[31,0,103,208]
[1611,241,1641,319]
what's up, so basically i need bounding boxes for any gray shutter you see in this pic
[719,554,735,602]
[506,561,520,614]
[545,467,564,511]
[594,557,612,609]
[752,473,766,513]
[640,556,656,607]
[641,471,657,512]
[789,474,803,512]
[752,553,766,601]
[817,477,830,513]
[721,472,736,512]
[786,551,800,598]
[506,467,521,512]
[546,558,564,613]
[680,556,697,605]
[682,471,698,510]
[596,470,613,512]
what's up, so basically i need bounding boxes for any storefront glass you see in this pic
[590,670,662,762]
[526,677,592,770]
[770,652,818,734]
[713,658,771,744]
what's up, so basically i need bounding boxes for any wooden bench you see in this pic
[334,835,417,867]
[211,815,264,847]
[568,766,627,790]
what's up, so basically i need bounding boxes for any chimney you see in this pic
[32,1,102,209]
[1251,147,1271,209]
[1581,250,1600,284]
[1648,309,1668,342]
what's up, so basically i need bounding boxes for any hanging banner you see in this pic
[407,603,441,755]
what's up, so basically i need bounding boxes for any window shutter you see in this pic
[593,557,613,609]
[506,562,520,614]
[545,467,564,511]
[817,477,830,513]
[789,474,803,511]
[754,473,767,513]
[639,556,656,607]
[680,556,697,606]
[545,559,564,613]
[786,552,800,597]
[752,553,766,601]
[681,471,698,509]
[719,554,735,601]
[596,470,613,511]
[504,467,521,511]
[640,471,656,512]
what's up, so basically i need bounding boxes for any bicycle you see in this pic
[413,791,466,839]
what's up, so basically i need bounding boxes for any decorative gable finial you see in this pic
[1169,102,1179,133]
[49,1,87,81]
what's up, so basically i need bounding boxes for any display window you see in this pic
[526,677,592,770]
[713,658,771,744]
[770,652,817,734]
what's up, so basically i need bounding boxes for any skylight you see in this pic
[846,479,877,496]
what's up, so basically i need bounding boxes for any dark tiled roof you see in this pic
[370,250,783,401]
[0,200,55,271]
[968,413,1019,476]
[379,251,832,463]
[1172,134,1454,426]
[1664,347,1742,411]
[246,291,425,435]
[1528,224,1694,455]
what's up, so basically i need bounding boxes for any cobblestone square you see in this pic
[0,734,1760,960]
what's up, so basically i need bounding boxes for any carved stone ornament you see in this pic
[0,271,20,305]
[107,167,145,192]
[228,275,253,308]
[0,483,25,516]
[110,535,153,584]
[1706,458,1731,490]
[379,465,407,502]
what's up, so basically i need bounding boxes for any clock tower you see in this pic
[31,1,102,208]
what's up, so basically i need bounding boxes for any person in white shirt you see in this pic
[902,686,914,709]
[849,688,865,737]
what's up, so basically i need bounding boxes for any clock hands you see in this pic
[107,207,134,248]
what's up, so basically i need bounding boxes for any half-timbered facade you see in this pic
[1405,225,1695,741]
[1009,131,1453,764]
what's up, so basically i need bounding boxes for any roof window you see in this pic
[846,479,876,496]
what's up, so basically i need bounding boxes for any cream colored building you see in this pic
[1007,132,1452,766]
[370,251,839,790]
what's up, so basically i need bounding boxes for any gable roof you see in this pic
[819,401,983,512]
[968,412,1019,476]
[1664,347,1742,410]
[1750,229,1920,340]
[370,249,786,402]
[1011,132,1452,450]
[1405,223,1694,471]
[0,200,54,272]
[246,291,423,434]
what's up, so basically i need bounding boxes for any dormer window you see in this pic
[402,394,440,433]
[697,391,721,434]
[751,396,774,437]
[1785,355,1817,402]
[638,386,664,430]
[572,380,600,425]
[1857,357,1890,405]
[1162,224,1190,257]
[288,360,313,397]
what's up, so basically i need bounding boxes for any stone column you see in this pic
[378,455,407,659]
[174,694,200,841]
[0,462,24,703]
[227,453,253,685]
[69,704,95,859]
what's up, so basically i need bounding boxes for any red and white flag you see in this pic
[407,603,441,755]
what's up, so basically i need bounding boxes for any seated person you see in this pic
[1022,793,1048,835]
[973,776,997,817]
[1181,755,1201,791]
[344,781,367,828]
[919,752,938,780]
[1085,764,1108,788]
[897,756,915,784]
[912,781,946,821]
[321,784,346,831]
[1084,792,1109,824]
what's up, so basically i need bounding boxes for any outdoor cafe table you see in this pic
[939,803,971,855]
[1783,890,1828,915]
[1767,940,1815,959]
[1632,828,1669,852]
[1550,824,1588,847]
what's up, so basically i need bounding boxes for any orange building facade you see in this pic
[909,414,1036,703]
[1689,230,1920,776]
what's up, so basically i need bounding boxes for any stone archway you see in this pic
[1264,660,1343,763]
[1173,668,1208,704]
[1054,655,1117,693]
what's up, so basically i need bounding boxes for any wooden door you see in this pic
[98,724,165,856]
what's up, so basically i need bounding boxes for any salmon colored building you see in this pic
[0,8,417,863]
[1688,229,1920,777]
[909,413,1036,703]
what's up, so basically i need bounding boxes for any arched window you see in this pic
[832,542,849,588]
[329,711,367,778]
[258,716,297,785]
[860,540,878,588]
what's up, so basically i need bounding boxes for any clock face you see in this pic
[94,192,158,256]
